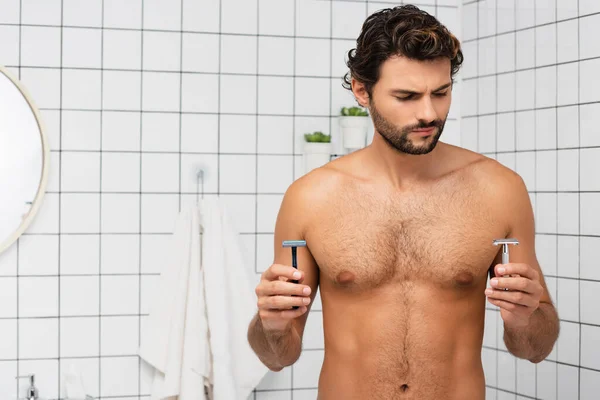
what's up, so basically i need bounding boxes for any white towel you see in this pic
[138,197,268,400]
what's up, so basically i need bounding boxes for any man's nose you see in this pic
[415,96,437,124]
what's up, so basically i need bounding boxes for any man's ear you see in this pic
[351,78,370,108]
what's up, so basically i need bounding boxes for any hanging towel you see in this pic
[138,197,269,400]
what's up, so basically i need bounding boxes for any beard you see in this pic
[369,100,446,155]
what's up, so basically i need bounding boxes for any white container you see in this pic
[303,141,332,173]
[339,116,370,149]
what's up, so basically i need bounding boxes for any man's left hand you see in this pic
[485,263,544,328]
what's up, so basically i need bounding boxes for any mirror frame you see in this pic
[0,65,51,254]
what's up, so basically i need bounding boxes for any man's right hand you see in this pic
[255,263,312,332]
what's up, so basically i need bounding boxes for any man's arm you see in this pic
[485,171,560,363]
[247,177,320,371]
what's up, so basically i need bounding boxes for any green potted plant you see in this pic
[339,106,370,149]
[303,131,332,173]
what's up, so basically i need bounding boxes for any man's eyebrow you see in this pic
[390,82,453,95]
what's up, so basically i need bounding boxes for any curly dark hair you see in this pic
[342,4,463,97]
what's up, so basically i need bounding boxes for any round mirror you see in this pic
[0,65,50,254]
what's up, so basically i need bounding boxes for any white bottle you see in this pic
[63,364,87,399]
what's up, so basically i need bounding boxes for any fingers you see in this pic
[258,294,311,310]
[494,263,540,281]
[259,306,308,322]
[256,279,311,297]
[489,276,542,295]
[485,286,539,308]
[262,263,303,282]
[486,297,527,313]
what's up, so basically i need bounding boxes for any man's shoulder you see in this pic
[285,164,348,206]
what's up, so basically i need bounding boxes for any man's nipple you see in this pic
[336,270,356,284]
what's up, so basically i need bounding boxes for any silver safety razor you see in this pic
[492,238,519,290]
[283,240,307,309]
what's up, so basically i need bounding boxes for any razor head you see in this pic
[493,238,519,246]
[282,240,307,248]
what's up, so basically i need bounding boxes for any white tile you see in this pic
[558,364,579,400]
[59,358,99,398]
[101,235,139,274]
[60,276,99,316]
[258,155,294,193]
[17,235,58,276]
[60,317,100,357]
[259,0,294,36]
[536,193,557,233]
[536,360,557,400]
[478,76,496,115]
[497,73,515,113]
[219,155,256,194]
[220,75,257,114]
[536,108,557,150]
[580,14,600,59]
[183,0,218,32]
[496,113,515,152]
[293,350,324,388]
[258,37,294,76]
[516,0,535,29]
[61,111,101,151]
[101,153,140,193]
[101,316,138,356]
[256,367,291,390]
[536,0,556,24]
[143,0,180,30]
[61,194,100,234]
[256,391,291,400]
[479,38,497,76]
[40,109,61,151]
[0,363,16,397]
[0,0,19,24]
[16,279,57,318]
[581,237,600,280]
[557,20,579,63]
[580,0,600,15]
[220,115,257,154]
[0,278,16,318]
[258,76,294,115]
[62,69,102,110]
[21,0,61,25]
[63,28,101,68]
[332,1,365,39]
[497,351,516,392]
[0,320,16,359]
[26,192,59,234]
[257,116,293,154]
[101,194,140,233]
[557,320,579,365]
[20,26,61,67]
[101,275,139,315]
[256,233,274,274]
[180,154,218,193]
[141,153,179,193]
[60,234,99,275]
[581,148,600,191]
[140,234,169,274]
[581,193,600,236]
[516,151,536,190]
[141,113,179,152]
[557,235,578,278]
[486,388,497,400]
[63,0,101,27]
[297,38,330,77]
[536,66,557,109]
[557,62,579,106]
[557,277,579,322]
[461,79,477,116]
[557,150,578,191]
[220,195,256,234]
[515,70,535,111]
[462,2,478,41]
[497,153,516,171]
[181,114,218,153]
[295,78,330,116]
[103,29,141,70]
[581,103,600,147]
[182,33,218,73]
[256,194,283,233]
[100,357,139,397]
[143,31,181,71]
[581,280,600,325]
[516,28,535,70]
[0,25,19,66]
[558,193,578,234]
[296,0,330,38]
[481,348,497,387]
[461,41,478,79]
[478,115,496,153]
[496,0,515,33]
[496,33,515,73]
[460,117,477,151]
[557,0,578,20]
[330,77,360,116]
[103,0,142,29]
[221,34,257,74]
[20,68,61,109]
[102,112,140,151]
[483,309,497,348]
[581,324,600,370]
[478,0,496,37]
[61,152,100,192]
[437,7,460,39]
[516,358,536,397]
[221,0,257,34]
[19,318,58,359]
[142,72,180,112]
[182,73,219,114]
[581,368,600,400]
[536,234,558,276]
[141,194,179,233]
[580,58,600,104]
[557,106,579,149]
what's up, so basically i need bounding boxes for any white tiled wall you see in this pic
[0,0,461,399]
[462,0,600,399]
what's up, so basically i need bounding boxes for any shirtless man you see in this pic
[247,5,560,399]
